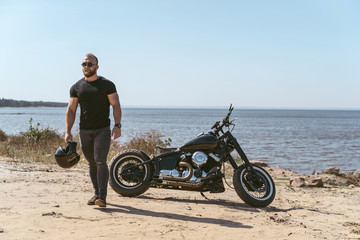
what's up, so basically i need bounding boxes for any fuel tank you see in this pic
[180,133,218,151]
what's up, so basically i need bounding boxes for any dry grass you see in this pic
[0,119,64,163]
[0,119,170,165]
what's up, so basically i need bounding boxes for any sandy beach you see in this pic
[1,157,359,240]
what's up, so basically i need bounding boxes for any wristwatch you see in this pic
[114,123,122,129]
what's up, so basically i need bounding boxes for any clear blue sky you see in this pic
[1,0,359,109]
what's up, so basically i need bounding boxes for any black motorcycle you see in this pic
[109,105,275,207]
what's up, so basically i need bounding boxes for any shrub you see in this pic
[120,129,172,156]
[0,129,7,142]
[21,118,61,143]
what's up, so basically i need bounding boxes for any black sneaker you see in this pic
[87,195,99,205]
[95,198,106,207]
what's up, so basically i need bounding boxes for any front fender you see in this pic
[235,163,246,170]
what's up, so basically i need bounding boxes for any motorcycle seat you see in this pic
[156,146,178,154]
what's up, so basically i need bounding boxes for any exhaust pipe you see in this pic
[159,179,205,188]
[162,162,193,182]
[158,169,222,189]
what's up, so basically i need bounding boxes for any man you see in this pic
[65,53,122,207]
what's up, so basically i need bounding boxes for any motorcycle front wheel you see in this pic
[233,164,275,207]
[109,149,153,197]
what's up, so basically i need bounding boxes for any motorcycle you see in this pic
[109,105,276,207]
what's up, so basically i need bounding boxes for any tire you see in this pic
[233,164,275,207]
[109,149,153,197]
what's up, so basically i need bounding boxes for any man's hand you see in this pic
[112,127,121,139]
[65,132,73,143]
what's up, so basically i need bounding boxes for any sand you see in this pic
[0,157,359,240]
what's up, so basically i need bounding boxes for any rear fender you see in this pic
[138,151,156,175]
[139,150,151,160]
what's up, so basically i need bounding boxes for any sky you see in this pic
[0,0,359,109]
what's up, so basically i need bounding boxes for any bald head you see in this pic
[84,53,98,64]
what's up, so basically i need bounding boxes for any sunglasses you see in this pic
[81,62,97,67]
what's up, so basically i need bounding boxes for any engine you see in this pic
[159,151,220,184]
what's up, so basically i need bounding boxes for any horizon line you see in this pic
[1,105,360,111]
[122,105,360,111]
[1,98,359,111]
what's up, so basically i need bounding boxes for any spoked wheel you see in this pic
[233,164,275,207]
[109,149,153,197]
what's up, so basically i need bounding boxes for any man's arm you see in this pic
[65,97,79,143]
[108,92,122,139]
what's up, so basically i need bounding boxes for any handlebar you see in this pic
[211,104,235,135]
[224,104,234,121]
[211,121,221,129]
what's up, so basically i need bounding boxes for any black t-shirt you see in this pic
[70,76,117,130]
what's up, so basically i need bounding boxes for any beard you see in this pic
[83,67,97,78]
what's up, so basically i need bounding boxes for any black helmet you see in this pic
[55,141,80,168]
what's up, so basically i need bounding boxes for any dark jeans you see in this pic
[80,127,111,200]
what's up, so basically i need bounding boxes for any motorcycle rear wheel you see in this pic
[109,149,153,197]
[233,164,275,207]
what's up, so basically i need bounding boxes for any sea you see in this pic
[0,107,359,174]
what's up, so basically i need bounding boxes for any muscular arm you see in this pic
[108,92,122,139]
[65,97,79,143]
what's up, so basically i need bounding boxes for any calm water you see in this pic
[1,107,359,174]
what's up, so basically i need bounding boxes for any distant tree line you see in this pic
[0,98,67,107]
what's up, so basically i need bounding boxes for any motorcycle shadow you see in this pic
[137,195,260,213]
[98,202,253,229]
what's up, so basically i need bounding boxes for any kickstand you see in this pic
[200,191,209,200]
